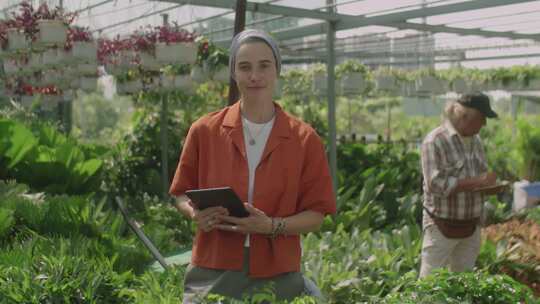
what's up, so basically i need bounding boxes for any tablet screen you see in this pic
[185,187,249,218]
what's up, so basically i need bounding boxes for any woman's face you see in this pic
[233,41,277,101]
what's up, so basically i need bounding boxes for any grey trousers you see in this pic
[182,248,322,303]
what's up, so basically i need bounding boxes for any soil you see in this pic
[482,218,540,297]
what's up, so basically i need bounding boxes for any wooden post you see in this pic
[228,0,247,106]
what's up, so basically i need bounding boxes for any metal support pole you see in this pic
[228,0,247,105]
[326,0,337,191]
[160,93,169,199]
[160,14,170,200]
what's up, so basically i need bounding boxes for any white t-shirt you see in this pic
[242,115,275,247]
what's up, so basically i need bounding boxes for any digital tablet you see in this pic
[473,180,510,195]
[185,187,249,218]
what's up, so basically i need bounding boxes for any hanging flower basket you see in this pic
[63,89,74,101]
[402,97,443,117]
[159,74,193,91]
[3,59,20,75]
[312,72,327,95]
[20,95,35,107]
[79,76,98,92]
[40,94,61,111]
[400,81,416,97]
[155,42,197,65]
[144,76,161,91]
[72,41,97,63]
[117,79,142,95]
[375,75,396,92]
[190,66,208,83]
[28,52,43,71]
[527,79,540,90]
[212,66,230,83]
[77,63,98,76]
[41,69,62,86]
[139,52,161,71]
[416,75,446,95]
[341,72,366,94]
[451,77,467,93]
[37,19,68,45]
[503,80,524,91]
[6,29,27,51]
[42,48,61,67]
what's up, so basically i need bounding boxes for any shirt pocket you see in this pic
[440,158,466,178]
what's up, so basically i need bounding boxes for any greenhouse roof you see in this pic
[2,0,540,68]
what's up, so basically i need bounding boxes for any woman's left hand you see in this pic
[216,203,272,235]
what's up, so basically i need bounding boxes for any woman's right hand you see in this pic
[190,202,228,232]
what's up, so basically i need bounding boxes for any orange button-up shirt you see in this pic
[169,101,336,278]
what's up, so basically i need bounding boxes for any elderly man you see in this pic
[419,92,498,278]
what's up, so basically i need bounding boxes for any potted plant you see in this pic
[6,28,27,51]
[79,76,98,92]
[34,2,74,45]
[311,64,327,95]
[415,69,446,95]
[373,67,400,93]
[155,25,197,64]
[161,63,193,91]
[116,69,142,95]
[336,60,369,95]
[65,26,96,63]
[199,38,228,79]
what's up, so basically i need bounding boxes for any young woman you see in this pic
[170,29,336,303]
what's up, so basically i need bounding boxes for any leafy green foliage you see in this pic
[382,269,538,304]
[0,118,105,194]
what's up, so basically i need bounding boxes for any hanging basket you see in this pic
[41,69,62,86]
[403,97,443,117]
[155,42,197,65]
[77,63,98,76]
[139,52,161,71]
[190,66,208,83]
[3,59,20,75]
[212,66,230,83]
[117,79,142,95]
[416,75,446,95]
[312,72,327,94]
[20,95,35,107]
[71,41,97,63]
[341,72,366,95]
[6,29,27,51]
[401,81,416,97]
[503,80,524,91]
[527,79,540,90]
[40,94,61,111]
[63,89,74,101]
[42,48,61,67]
[79,76,98,92]
[37,20,67,45]
[28,52,43,71]
[451,78,467,93]
[144,76,161,91]
[375,75,396,92]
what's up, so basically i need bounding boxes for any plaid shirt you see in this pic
[421,121,487,228]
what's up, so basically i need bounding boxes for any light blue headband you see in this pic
[229,29,281,78]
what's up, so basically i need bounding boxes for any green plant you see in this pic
[382,269,537,304]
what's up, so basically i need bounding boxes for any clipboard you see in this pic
[185,187,249,218]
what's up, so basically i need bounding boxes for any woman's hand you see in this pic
[191,203,228,232]
[216,203,272,235]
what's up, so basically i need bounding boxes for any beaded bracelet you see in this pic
[270,217,286,239]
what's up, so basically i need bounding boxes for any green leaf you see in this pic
[0,119,38,169]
